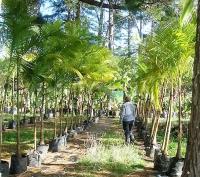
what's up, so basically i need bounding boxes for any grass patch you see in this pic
[83,144,143,164]
[100,131,124,145]
[79,144,144,176]
[3,127,54,144]
[78,120,144,177]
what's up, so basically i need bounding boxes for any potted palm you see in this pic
[1,0,38,174]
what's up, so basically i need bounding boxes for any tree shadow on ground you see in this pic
[67,161,145,177]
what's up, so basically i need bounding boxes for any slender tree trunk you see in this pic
[108,0,114,50]
[161,103,170,151]
[182,2,200,175]
[16,57,21,157]
[123,82,126,101]
[33,89,38,150]
[151,83,165,144]
[144,96,150,128]
[39,82,45,145]
[79,92,83,116]
[70,90,74,130]
[23,91,26,123]
[0,83,8,161]
[87,93,90,120]
[138,99,141,118]
[29,91,32,114]
[90,98,94,119]
[139,11,143,40]
[152,111,161,145]
[54,87,57,138]
[141,101,145,123]
[128,12,131,57]
[59,87,64,136]
[150,106,156,137]
[68,87,72,116]
[176,76,182,159]
[98,0,104,37]
[76,0,81,20]
[162,85,173,155]
[12,74,15,120]
[0,94,3,162]
[64,89,69,133]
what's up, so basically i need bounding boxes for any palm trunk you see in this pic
[176,76,182,159]
[79,92,83,116]
[54,87,57,138]
[87,93,90,120]
[64,89,68,133]
[162,85,173,155]
[29,91,33,114]
[0,82,9,161]
[144,96,150,129]
[39,82,45,145]
[12,74,15,120]
[59,86,64,136]
[23,91,26,123]
[150,106,156,137]
[16,57,21,157]
[151,83,165,144]
[71,92,74,130]
[152,111,160,145]
[33,89,38,150]
[138,99,142,118]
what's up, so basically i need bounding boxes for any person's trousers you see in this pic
[122,120,134,143]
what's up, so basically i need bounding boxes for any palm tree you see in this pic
[136,15,195,158]
[1,0,39,174]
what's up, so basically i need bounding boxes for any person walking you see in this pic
[120,96,136,144]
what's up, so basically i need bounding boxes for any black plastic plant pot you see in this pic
[144,134,151,147]
[29,117,34,124]
[48,138,58,152]
[20,119,29,126]
[154,152,171,173]
[141,130,148,140]
[0,160,9,177]
[167,157,184,177]
[10,154,27,174]
[53,139,63,152]
[8,120,17,129]
[28,150,41,168]
[50,136,67,152]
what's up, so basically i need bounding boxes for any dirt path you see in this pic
[15,118,157,177]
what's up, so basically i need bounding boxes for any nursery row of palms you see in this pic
[0,0,120,171]
[134,3,195,159]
